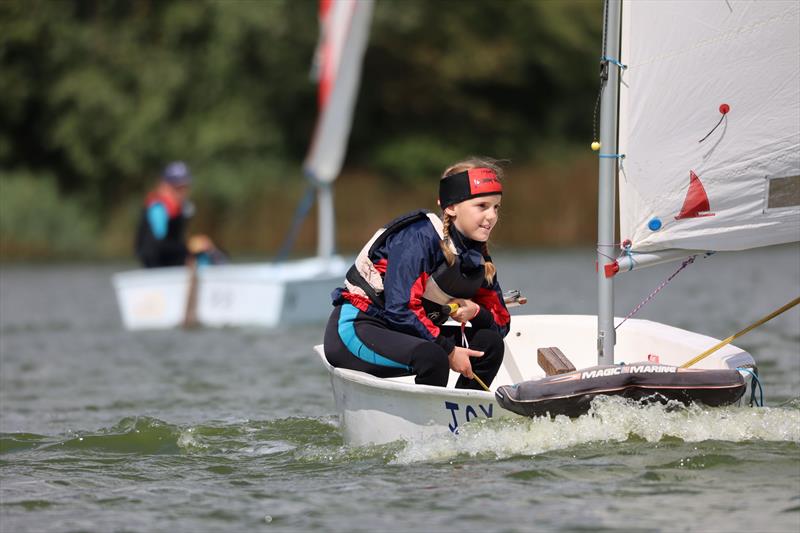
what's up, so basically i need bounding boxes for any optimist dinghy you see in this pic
[113,256,348,330]
[317,0,799,446]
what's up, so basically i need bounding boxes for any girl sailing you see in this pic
[323,157,511,389]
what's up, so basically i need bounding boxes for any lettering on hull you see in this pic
[445,401,494,434]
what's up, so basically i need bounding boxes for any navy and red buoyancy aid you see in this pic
[333,210,510,349]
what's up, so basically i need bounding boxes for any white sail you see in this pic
[618,0,800,253]
[303,0,374,184]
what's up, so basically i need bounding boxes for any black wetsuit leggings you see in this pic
[323,304,504,389]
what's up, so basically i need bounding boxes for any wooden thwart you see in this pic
[538,347,576,376]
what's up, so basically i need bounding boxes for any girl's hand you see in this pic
[448,346,484,379]
[450,298,480,323]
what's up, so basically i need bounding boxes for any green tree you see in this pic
[0,0,603,258]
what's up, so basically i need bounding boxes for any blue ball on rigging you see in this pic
[648,217,662,231]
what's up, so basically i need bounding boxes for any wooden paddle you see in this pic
[182,257,199,329]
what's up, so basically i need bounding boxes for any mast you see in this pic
[596,0,622,365]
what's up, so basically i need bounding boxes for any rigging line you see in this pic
[620,241,636,271]
[592,61,609,143]
[602,0,609,57]
[274,183,317,262]
[592,59,627,145]
[596,249,617,262]
[680,296,800,368]
[592,85,603,143]
[622,251,637,271]
[458,319,488,392]
[592,60,628,144]
[600,56,628,70]
[593,0,610,146]
[738,368,763,407]
[614,256,697,330]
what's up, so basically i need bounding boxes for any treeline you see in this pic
[0,0,603,259]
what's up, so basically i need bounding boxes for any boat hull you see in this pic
[317,347,519,446]
[112,256,347,330]
[318,314,756,446]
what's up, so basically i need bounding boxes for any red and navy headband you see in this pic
[439,167,503,208]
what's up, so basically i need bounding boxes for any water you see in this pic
[2,246,799,532]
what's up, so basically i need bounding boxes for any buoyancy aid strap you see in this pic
[344,226,388,304]
[346,263,384,307]
[367,210,439,256]
[421,276,452,306]
[423,212,456,254]
[423,253,485,304]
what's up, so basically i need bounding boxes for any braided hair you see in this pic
[439,156,505,284]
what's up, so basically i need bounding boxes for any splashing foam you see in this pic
[393,396,800,464]
[176,427,207,451]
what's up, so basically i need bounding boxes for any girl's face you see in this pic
[445,194,502,242]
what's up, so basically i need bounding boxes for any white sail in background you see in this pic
[303,0,374,184]
[618,0,800,253]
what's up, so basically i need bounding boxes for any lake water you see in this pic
[2,246,799,532]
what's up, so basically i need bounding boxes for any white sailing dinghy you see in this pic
[317,0,799,446]
[113,0,374,330]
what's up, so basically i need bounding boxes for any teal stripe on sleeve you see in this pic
[146,203,169,239]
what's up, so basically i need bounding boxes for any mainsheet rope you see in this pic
[449,303,490,392]
[459,321,490,392]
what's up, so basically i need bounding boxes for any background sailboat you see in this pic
[317,0,798,445]
[112,0,374,330]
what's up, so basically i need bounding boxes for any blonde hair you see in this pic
[439,156,505,284]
